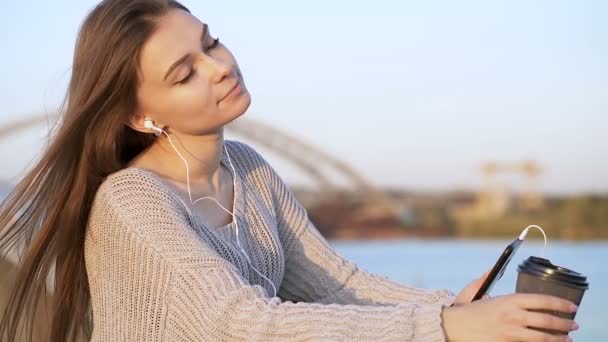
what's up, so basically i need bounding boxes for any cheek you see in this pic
[170,86,224,127]
[173,84,217,113]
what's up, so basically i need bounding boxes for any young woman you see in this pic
[0,1,579,341]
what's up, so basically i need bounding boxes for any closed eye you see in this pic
[175,37,221,85]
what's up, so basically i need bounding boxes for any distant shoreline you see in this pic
[329,236,608,242]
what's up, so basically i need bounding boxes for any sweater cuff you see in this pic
[401,302,451,342]
[437,289,457,307]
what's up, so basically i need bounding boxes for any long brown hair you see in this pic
[0,1,190,341]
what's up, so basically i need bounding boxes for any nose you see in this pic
[196,52,234,83]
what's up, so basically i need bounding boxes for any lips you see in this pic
[219,81,240,102]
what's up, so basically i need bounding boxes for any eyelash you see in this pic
[176,37,221,85]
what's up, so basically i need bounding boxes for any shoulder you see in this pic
[91,167,189,228]
[224,139,272,169]
[98,167,182,203]
[86,167,194,261]
[224,139,280,184]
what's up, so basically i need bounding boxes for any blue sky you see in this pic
[0,0,606,194]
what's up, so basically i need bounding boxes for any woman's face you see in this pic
[134,8,250,135]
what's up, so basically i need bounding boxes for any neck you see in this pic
[144,128,228,193]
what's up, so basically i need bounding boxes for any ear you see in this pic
[127,111,151,134]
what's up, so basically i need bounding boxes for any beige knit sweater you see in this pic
[84,139,456,341]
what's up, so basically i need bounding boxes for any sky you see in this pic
[0,0,606,194]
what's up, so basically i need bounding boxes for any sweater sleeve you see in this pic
[279,214,456,308]
[85,171,451,342]
[256,150,456,308]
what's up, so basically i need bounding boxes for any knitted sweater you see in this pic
[84,139,456,342]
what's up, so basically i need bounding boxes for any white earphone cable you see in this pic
[518,224,548,259]
[149,122,277,298]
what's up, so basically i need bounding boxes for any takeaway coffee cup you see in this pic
[516,256,589,335]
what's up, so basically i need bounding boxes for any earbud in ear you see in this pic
[144,119,163,136]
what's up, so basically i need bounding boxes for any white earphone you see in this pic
[142,118,278,297]
[143,119,163,136]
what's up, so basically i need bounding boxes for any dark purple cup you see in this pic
[516,256,589,336]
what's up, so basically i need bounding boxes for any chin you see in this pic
[230,90,252,119]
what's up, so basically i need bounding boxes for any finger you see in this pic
[513,293,578,313]
[509,327,571,342]
[523,311,576,333]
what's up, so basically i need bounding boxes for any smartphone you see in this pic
[472,238,524,301]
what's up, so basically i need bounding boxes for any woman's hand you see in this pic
[441,293,579,342]
[452,269,491,306]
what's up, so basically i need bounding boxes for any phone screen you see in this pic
[472,238,523,301]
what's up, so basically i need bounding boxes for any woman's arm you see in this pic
[274,179,455,308]
[84,170,451,342]
[235,140,455,308]
[279,214,456,307]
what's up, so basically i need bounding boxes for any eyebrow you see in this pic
[163,23,208,82]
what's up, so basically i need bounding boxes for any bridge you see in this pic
[0,113,376,193]
[0,113,399,259]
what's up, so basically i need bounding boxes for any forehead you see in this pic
[138,9,204,84]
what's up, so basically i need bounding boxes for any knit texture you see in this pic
[84,139,456,341]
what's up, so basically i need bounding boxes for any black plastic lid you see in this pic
[517,256,589,290]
